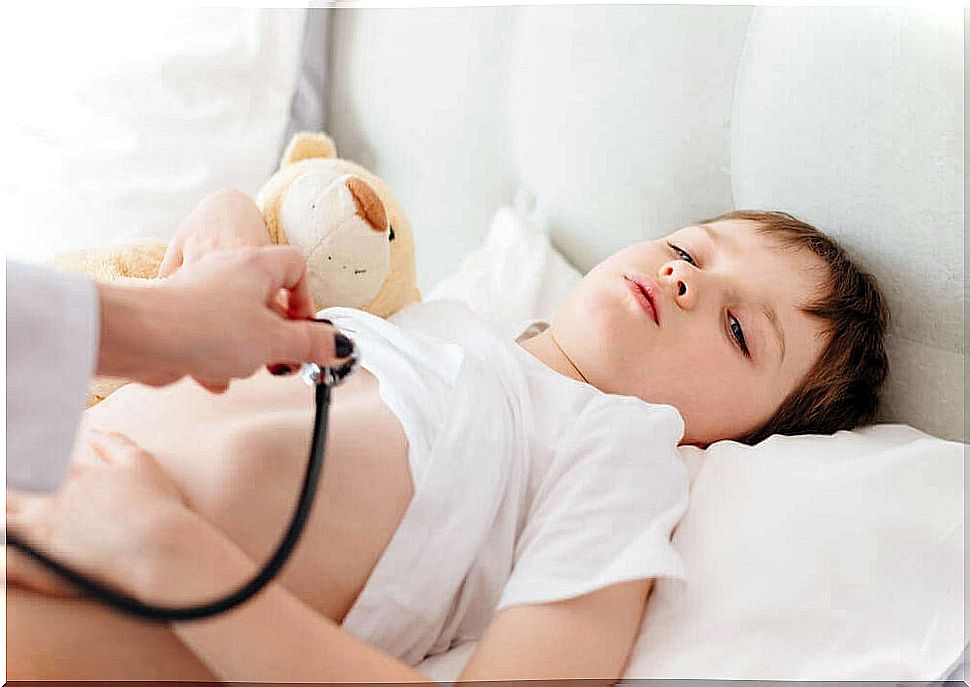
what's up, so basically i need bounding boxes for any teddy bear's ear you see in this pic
[281,132,338,166]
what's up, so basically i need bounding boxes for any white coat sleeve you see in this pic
[6,261,100,492]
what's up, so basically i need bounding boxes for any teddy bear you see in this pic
[50,131,421,406]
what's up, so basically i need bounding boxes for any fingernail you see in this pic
[269,364,294,376]
[335,333,355,358]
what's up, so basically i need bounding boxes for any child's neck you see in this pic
[518,328,590,385]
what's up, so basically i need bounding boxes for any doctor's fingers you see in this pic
[270,284,317,322]
[4,541,84,598]
[191,376,231,394]
[6,491,84,598]
[69,428,153,469]
[6,488,54,522]
[268,317,357,371]
[5,491,78,597]
[245,245,316,320]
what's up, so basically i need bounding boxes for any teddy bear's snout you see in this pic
[345,177,388,234]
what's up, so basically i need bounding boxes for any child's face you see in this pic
[552,219,829,446]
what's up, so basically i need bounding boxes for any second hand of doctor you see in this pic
[96,245,356,393]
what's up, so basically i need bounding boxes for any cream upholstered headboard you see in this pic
[321,5,965,442]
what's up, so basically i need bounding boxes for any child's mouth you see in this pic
[624,275,660,325]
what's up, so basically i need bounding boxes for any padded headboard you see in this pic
[322,5,965,442]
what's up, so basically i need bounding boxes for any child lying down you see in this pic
[6,190,889,683]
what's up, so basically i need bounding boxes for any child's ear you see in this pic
[282,132,338,166]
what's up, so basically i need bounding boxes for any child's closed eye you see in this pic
[666,242,697,266]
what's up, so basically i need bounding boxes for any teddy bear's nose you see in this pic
[345,177,388,233]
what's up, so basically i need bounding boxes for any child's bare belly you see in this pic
[78,367,413,624]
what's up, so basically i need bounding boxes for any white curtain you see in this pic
[2,7,310,261]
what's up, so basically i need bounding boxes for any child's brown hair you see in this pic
[698,209,891,445]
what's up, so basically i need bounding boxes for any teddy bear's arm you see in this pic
[159,188,272,278]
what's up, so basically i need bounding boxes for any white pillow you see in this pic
[416,206,965,682]
[4,7,306,262]
[424,204,582,338]
[628,426,964,680]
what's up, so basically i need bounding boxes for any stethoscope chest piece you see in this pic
[300,357,358,388]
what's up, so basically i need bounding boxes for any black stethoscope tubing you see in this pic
[5,360,352,622]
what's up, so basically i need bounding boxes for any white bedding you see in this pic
[417,205,966,682]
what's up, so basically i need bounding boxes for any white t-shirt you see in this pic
[322,299,690,665]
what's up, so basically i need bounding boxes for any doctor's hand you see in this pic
[5,429,205,602]
[96,246,355,393]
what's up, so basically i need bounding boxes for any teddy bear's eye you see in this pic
[388,224,396,242]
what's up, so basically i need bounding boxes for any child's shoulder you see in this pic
[575,393,686,450]
[391,298,504,343]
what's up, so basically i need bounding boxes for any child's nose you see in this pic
[661,263,693,308]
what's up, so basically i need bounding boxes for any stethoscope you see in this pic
[5,356,357,622]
